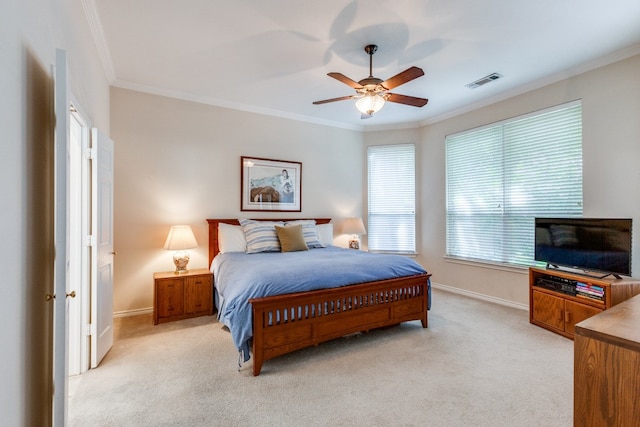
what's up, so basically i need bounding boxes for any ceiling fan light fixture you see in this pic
[355,93,386,115]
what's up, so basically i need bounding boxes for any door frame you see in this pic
[68,99,92,376]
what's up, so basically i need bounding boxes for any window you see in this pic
[367,144,416,253]
[446,101,583,266]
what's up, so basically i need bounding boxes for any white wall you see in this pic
[0,0,110,424]
[113,54,640,315]
[110,88,364,314]
[377,54,640,307]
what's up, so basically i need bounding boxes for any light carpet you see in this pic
[68,289,573,426]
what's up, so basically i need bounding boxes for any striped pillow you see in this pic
[284,220,325,248]
[239,219,284,253]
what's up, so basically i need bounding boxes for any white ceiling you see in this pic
[89,0,640,131]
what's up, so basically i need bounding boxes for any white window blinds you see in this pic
[367,144,416,253]
[446,101,583,266]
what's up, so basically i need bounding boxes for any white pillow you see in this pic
[218,223,247,253]
[284,220,325,248]
[239,219,284,253]
[316,223,334,246]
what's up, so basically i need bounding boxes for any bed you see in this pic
[208,218,431,376]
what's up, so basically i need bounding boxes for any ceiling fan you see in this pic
[313,44,428,119]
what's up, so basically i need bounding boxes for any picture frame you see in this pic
[241,156,302,212]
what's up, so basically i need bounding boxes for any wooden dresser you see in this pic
[574,293,640,426]
[153,268,213,324]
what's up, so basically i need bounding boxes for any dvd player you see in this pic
[535,276,577,296]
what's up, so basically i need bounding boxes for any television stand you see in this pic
[529,267,640,339]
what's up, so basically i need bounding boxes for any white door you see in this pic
[68,107,89,376]
[53,48,70,427]
[90,128,114,367]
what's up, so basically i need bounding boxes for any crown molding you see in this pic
[81,0,116,83]
[420,43,640,126]
[111,79,364,131]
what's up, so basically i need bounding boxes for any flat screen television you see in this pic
[534,218,632,278]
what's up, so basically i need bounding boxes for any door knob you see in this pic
[45,293,55,302]
[66,291,77,298]
[110,251,118,255]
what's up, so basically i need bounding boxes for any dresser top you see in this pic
[575,293,640,351]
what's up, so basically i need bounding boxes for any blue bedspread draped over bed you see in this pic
[211,246,430,361]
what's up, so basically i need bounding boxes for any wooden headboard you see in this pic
[206,218,332,267]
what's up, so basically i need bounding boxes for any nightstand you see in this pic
[153,268,213,325]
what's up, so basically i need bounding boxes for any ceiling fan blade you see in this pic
[381,66,424,90]
[312,95,356,105]
[386,93,429,107]
[328,72,363,89]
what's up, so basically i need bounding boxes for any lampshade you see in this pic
[342,218,367,235]
[355,93,386,115]
[163,225,198,250]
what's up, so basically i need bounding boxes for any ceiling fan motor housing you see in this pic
[364,44,378,55]
[358,77,383,86]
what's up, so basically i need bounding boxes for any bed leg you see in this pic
[421,284,429,328]
[252,337,263,376]
[253,358,263,376]
[251,304,264,376]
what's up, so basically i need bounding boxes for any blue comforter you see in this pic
[211,246,429,361]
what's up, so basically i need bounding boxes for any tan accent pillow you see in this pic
[275,225,309,252]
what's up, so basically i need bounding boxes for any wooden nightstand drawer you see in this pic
[184,274,212,314]
[153,268,213,324]
[156,278,184,319]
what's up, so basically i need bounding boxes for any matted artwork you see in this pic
[241,156,302,212]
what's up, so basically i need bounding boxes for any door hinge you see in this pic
[84,235,96,247]
[85,148,95,160]
[84,324,96,336]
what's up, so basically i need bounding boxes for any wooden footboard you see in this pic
[249,273,430,376]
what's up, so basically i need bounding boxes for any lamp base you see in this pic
[348,238,360,250]
[173,250,190,274]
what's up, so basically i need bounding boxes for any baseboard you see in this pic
[112,285,528,318]
[431,282,528,311]
[114,307,153,318]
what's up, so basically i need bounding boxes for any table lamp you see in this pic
[342,217,367,250]
[164,225,198,273]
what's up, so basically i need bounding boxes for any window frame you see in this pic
[445,100,583,268]
[367,143,417,254]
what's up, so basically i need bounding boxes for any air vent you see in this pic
[466,73,503,89]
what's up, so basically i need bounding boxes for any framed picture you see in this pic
[241,156,302,212]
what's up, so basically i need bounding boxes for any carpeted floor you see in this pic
[68,289,574,426]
